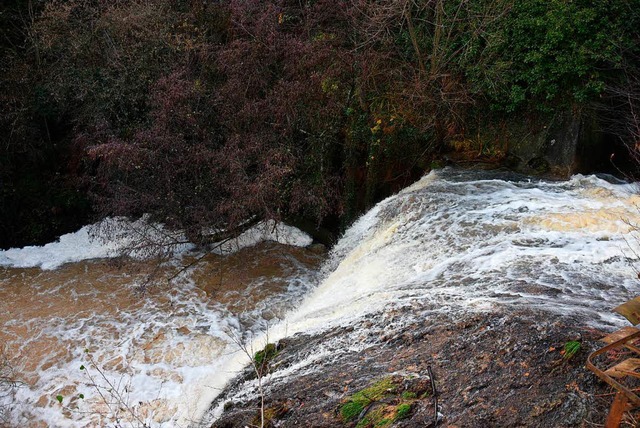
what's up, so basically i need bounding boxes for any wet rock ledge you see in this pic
[208,307,620,428]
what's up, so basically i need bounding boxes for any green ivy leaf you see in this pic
[56,395,63,404]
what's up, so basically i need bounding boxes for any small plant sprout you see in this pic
[563,341,581,360]
[226,326,278,428]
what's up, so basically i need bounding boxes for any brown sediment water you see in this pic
[0,242,324,427]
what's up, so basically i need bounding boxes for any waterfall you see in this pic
[283,169,640,332]
[2,168,640,427]
[200,168,640,425]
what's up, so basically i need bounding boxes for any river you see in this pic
[2,168,640,427]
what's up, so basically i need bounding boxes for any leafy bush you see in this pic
[465,0,639,112]
[2,0,640,245]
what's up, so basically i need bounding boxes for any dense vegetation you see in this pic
[1,0,640,248]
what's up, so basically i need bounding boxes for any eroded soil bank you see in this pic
[210,307,622,427]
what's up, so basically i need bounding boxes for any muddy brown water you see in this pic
[0,242,324,427]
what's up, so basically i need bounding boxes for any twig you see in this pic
[427,365,439,427]
[82,352,150,427]
[226,329,270,428]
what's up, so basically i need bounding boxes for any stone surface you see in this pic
[501,109,609,178]
[209,308,619,427]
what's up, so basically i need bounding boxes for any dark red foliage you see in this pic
[5,0,539,246]
[81,0,457,238]
[212,0,354,222]
[86,70,225,240]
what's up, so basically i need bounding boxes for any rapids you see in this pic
[2,168,640,427]
[0,225,322,427]
[279,169,640,332]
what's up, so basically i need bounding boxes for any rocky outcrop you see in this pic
[207,308,614,427]
[502,109,608,178]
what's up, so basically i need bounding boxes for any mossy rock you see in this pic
[253,342,281,373]
[340,375,421,426]
[353,402,412,428]
[254,343,278,366]
[401,391,417,400]
[356,405,393,428]
[341,401,365,421]
[394,403,411,421]
[340,377,395,422]
[340,377,398,423]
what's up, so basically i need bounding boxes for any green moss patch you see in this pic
[401,391,417,400]
[340,377,395,422]
[340,376,418,425]
[341,401,365,421]
[394,403,411,421]
[254,343,278,366]
[356,406,393,428]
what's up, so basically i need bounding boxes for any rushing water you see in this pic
[0,224,323,427]
[280,169,640,331]
[3,168,640,427]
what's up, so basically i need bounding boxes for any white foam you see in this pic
[0,217,314,427]
[0,218,312,270]
[0,217,190,270]
[198,170,640,425]
[1,253,321,428]
[0,223,117,270]
[292,170,640,330]
[213,220,313,254]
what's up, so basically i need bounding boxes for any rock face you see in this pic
[504,110,606,178]
[506,113,586,178]
[208,308,615,428]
